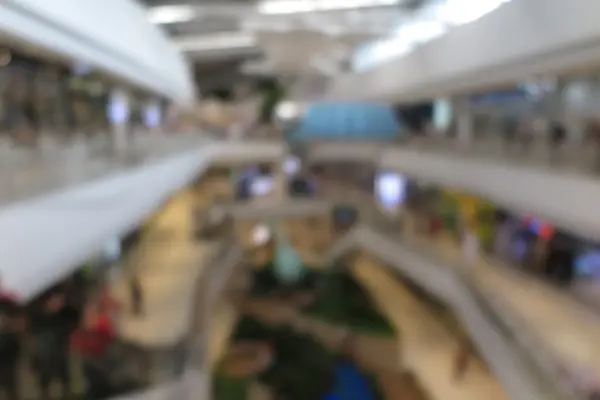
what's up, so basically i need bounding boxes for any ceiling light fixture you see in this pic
[176,33,257,52]
[258,0,400,15]
[148,5,196,24]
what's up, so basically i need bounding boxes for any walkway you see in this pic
[351,254,507,400]
[405,226,600,389]
[111,189,215,348]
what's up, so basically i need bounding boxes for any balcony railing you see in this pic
[0,131,212,204]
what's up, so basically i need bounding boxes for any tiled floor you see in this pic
[351,254,508,400]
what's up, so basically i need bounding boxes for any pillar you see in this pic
[453,96,473,147]
[272,158,287,200]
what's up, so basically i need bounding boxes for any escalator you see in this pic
[213,199,580,400]
[328,224,574,400]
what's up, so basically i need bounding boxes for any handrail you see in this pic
[332,225,578,400]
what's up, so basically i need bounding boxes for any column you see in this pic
[272,158,287,200]
[547,78,566,123]
[453,96,473,147]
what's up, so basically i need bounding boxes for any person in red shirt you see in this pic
[71,302,115,399]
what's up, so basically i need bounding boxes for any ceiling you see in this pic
[142,0,430,94]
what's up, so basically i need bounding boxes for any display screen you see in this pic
[143,103,161,128]
[107,90,129,124]
[575,249,600,278]
[283,156,301,175]
[250,176,274,197]
[375,171,406,212]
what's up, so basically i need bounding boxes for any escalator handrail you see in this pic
[347,225,580,400]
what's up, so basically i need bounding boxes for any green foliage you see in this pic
[258,79,286,123]
[249,262,323,297]
[213,372,250,400]
[231,317,335,400]
[307,270,395,336]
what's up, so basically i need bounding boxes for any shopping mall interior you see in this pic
[2,0,600,399]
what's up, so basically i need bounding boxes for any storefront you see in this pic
[494,213,578,285]
[423,189,498,250]
[0,44,166,144]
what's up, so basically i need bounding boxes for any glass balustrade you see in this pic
[0,132,211,204]
[402,130,600,175]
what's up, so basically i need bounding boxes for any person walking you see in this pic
[452,340,472,383]
[129,274,143,317]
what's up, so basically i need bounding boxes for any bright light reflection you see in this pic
[352,0,513,71]
[276,101,300,120]
[258,0,399,15]
[148,6,196,24]
[251,225,271,246]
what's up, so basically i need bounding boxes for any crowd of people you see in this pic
[0,272,120,400]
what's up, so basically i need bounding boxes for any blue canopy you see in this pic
[291,102,401,141]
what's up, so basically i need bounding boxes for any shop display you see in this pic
[575,248,600,278]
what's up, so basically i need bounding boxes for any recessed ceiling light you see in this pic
[148,5,196,24]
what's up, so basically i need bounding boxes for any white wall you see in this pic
[328,0,600,103]
[0,0,194,104]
